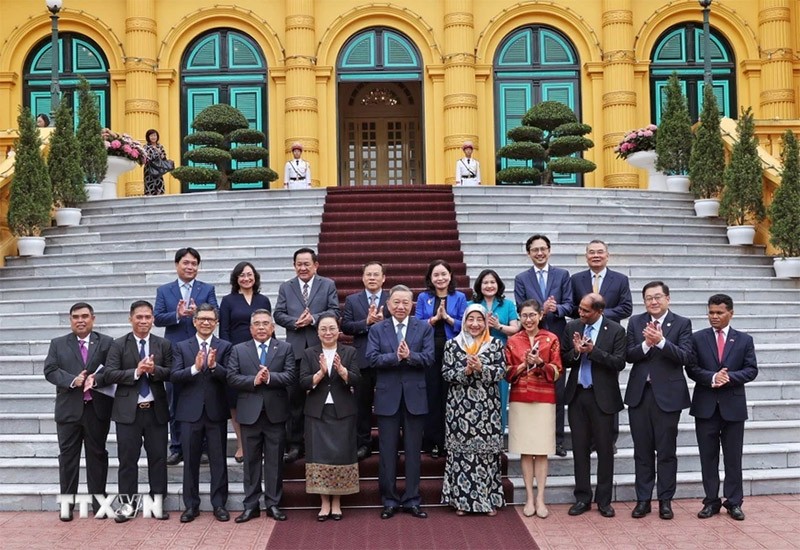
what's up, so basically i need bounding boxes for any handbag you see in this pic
[147,157,175,178]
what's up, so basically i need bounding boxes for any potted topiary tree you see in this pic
[719,107,765,245]
[496,100,596,186]
[655,72,693,192]
[769,129,800,277]
[49,97,86,226]
[689,84,726,217]
[171,104,278,191]
[76,77,107,201]
[8,107,53,256]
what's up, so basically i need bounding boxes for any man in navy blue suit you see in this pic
[366,285,434,520]
[154,247,218,465]
[342,261,389,460]
[625,281,693,520]
[687,294,757,521]
[514,234,573,456]
[171,304,232,523]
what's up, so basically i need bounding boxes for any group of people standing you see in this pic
[43,236,758,524]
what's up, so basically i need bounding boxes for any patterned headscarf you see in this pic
[454,303,492,355]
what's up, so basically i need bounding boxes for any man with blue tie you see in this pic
[687,294,757,521]
[98,301,172,522]
[514,234,573,456]
[561,293,626,518]
[154,247,218,465]
[366,285,434,519]
[342,261,389,460]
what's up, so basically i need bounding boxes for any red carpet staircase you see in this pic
[280,185,511,509]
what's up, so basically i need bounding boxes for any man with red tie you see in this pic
[687,294,758,521]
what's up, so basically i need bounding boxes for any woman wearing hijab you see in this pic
[440,304,506,516]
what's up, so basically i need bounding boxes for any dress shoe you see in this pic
[180,508,199,523]
[213,507,230,522]
[356,446,371,461]
[330,513,342,521]
[234,453,244,464]
[59,508,74,522]
[167,452,183,466]
[727,504,745,521]
[598,504,615,518]
[535,506,549,519]
[658,500,673,520]
[234,507,261,523]
[555,444,567,457]
[697,503,721,519]
[200,452,209,465]
[154,510,170,520]
[114,503,137,523]
[317,512,329,522]
[631,501,651,518]
[266,505,287,521]
[568,501,591,516]
[283,447,301,464]
[380,506,398,519]
[404,505,428,519]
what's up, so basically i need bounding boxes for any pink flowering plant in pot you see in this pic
[615,124,657,159]
[102,128,146,165]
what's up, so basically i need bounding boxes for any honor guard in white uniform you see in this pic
[284,142,311,189]
[455,140,481,186]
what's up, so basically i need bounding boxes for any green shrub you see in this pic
[49,98,86,207]
[689,84,726,199]
[769,130,800,257]
[655,73,693,175]
[8,107,53,236]
[76,77,107,183]
[720,107,765,226]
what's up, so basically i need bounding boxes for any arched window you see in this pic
[181,29,267,192]
[650,24,736,122]
[494,26,582,186]
[24,33,110,127]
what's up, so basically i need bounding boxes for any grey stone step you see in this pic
[456,203,699,217]
[458,220,727,237]
[461,241,768,256]
[454,186,695,203]
[47,214,323,234]
[460,230,732,245]
[463,252,772,267]
[458,211,728,228]
[76,188,326,208]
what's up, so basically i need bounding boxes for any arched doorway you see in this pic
[337,28,423,186]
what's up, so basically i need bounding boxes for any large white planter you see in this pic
[54,207,82,227]
[85,183,103,201]
[726,225,756,246]
[625,150,667,191]
[101,156,137,199]
[773,257,800,278]
[17,236,46,256]
[694,198,720,218]
[666,175,690,193]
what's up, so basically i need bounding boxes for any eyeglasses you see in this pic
[644,294,666,303]
[520,313,540,320]
[238,273,254,279]
[195,317,217,323]
[528,247,549,254]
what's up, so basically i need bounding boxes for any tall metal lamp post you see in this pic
[45,0,63,126]
[699,0,713,89]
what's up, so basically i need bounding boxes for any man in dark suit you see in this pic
[687,294,758,521]
[514,234,573,456]
[44,302,114,521]
[570,239,633,452]
[625,281,693,520]
[366,285,434,520]
[273,247,339,463]
[561,293,626,518]
[171,304,232,523]
[154,247,218,465]
[341,260,389,460]
[227,309,296,523]
[98,300,172,522]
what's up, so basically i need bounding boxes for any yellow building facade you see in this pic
[0,0,798,196]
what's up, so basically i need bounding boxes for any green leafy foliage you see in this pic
[228,128,266,144]
[230,146,269,163]
[184,148,231,164]
[75,77,107,183]
[184,131,224,147]
[496,100,595,185]
[8,107,53,236]
[720,107,765,226]
[49,98,86,207]
[655,73,693,175]
[689,84,726,199]
[170,166,220,184]
[769,130,800,257]
[192,104,249,135]
[229,167,279,183]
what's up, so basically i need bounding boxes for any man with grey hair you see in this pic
[366,285,434,520]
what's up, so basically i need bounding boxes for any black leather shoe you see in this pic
[180,508,199,523]
[380,506,398,519]
[404,505,428,519]
[266,505,287,521]
[317,512,329,522]
[283,447,301,464]
[568,502,591,516]
[167,452,183,466]
[727,505,745,521]
[213,507,230,522]
[234,507,261,523]
[631,501,651,518]
[555,444,567,457]
[330,513,342,521]
[598,504,615,518]
[356,446,371,461]
[658,500,673,520]
[697,503,721,519]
